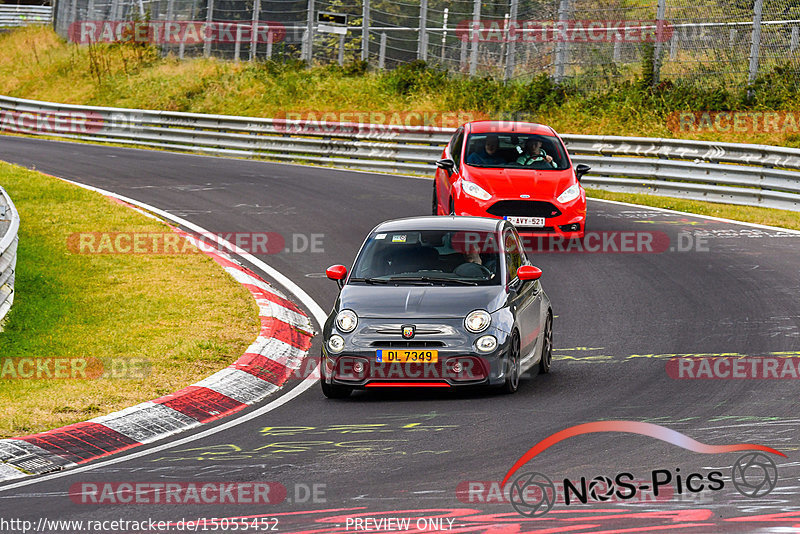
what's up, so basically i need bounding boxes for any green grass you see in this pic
[0,162,259,437]
[586,188,800,230]
[2,26,800,149]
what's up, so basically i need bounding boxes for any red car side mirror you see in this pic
[326,265,347,287]
[517,265,542,281]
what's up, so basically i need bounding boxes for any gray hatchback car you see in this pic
[320,216,553,398]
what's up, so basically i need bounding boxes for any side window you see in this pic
[511,227,529,263]
[504,230,523,283]
[450,128,465,167]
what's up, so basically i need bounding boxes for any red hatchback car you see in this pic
[433,121,590,238]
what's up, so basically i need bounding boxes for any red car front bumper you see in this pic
[453,190,587,239]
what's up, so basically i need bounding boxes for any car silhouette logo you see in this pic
[402,326,415,339]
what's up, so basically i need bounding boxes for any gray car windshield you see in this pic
[350,230,501,286]
[465,133,568,170]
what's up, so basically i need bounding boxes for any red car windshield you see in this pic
[464,133,569,170]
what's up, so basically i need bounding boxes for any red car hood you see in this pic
[464,166,574,199]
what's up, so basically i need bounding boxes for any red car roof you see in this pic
[466,120,556,136]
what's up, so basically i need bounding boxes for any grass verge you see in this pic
[2,27,800,148]
[0,162,259,437]
[586,188,800,231]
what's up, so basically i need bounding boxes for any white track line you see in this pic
[0,179,327,492]
[589,197,800,235]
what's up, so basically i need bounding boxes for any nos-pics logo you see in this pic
[502,421,783,517]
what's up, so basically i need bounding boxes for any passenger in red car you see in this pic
[467,135,505,166]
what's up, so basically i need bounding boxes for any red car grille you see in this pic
[487,200,561,218]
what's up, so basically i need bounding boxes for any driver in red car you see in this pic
[517,138,556,168]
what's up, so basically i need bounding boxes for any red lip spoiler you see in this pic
[365,382,451,388]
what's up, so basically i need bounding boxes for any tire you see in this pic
[502,331,521,394]
[539,313,553,374]
[320,378,352,399]
[431,181,439,215]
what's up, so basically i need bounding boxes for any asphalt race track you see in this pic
[1,135,800,532]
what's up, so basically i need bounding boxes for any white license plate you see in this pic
[505,216,545,227]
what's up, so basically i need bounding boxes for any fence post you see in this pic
[378,32,386,69]
[163,0,174,55]
[250,0,260,61]
[267,31,273,59]
[652,0,666,85]
[305,0,315,62]
[440,7,449,64]
[460,38,467,71]
[748,0,764,84]
[361,0,370,61]
[670,33,677,59]
[69,0,77,29]
[203,0,214,57]
[417,0,428,60]
[553,0,569,82]
[338,33,345,65]
[792,26,799,52]
[504,0,518,82]
[469,0,480,76]
[110,0,120,20]
[234,24,242,60]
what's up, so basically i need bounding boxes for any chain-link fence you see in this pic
[54,0,800,88]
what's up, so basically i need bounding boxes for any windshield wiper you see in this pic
[350,277,390,285]
[389,276,479,286]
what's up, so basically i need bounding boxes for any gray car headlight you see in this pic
[465,310,491,333]
[335,309,358,333]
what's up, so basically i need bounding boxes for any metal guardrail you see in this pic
[0,186,19,328]
[1,94,800,211]
[0,5,52,27]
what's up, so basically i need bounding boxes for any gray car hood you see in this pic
[338,284,507,319]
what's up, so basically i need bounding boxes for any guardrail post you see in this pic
[503,0,518,82]
[266,31,273,59]
[417,0,428,61]
[338,33,345,65]
[553,0,570,82]
[250,0,260,61]
[469,0,480,76]
[204,0,214,57]
[361,0,370,62]
[748,0,764,85]
[378,32,386,69]
[792,27,799,51]
[460,38,467,71]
